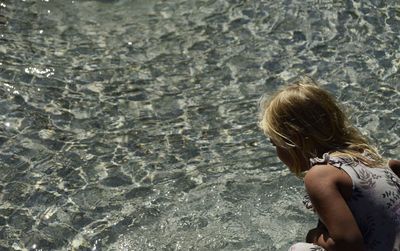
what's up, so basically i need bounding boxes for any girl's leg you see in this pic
[288,242,325,251]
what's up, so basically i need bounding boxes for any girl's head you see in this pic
[259,76,382,175]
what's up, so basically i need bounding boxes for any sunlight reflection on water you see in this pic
[0,0,399,250]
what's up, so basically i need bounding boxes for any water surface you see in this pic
[0,0,399,250]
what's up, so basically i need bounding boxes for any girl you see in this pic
[258,76,400,251]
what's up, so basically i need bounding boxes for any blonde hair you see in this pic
[259,76,384,176]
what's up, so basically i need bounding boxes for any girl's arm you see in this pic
[304,164,365,251]
[389,159,400,177]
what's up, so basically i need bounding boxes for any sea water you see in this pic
[0,0,399,250]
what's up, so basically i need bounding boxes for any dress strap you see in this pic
[309,153,330,166]
[309,152,344,169]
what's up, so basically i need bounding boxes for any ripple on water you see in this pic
[1,0,400,250]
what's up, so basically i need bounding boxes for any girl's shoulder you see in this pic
[304,163,350,189]
[305,163,338,180]
[305,162,353,200]
[388,159,400,177]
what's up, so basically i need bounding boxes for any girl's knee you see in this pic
[288,242,325,251]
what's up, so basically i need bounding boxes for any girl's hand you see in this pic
[306,221,328,243]
[306,227,322,243]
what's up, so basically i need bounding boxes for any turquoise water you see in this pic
[1,0,399,250]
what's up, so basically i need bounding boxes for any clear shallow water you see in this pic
[0,0,400,250]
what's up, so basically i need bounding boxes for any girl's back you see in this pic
[310,153,400,251]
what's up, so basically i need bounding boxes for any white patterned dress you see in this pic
[290,153,400,251]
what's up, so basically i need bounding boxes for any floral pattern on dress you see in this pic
[351,187,364,201]
[306,153,400,251]
[382,169,400,224]
[357,167,377,189]
[359,215,380,249]
[384,169,400,192]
